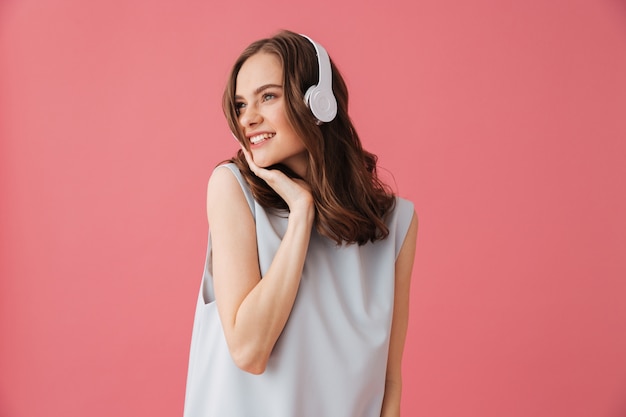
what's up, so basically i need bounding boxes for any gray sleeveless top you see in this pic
[184,163,414,417]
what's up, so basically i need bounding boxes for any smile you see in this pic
[250,132,275,144]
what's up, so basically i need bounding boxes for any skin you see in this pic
[208,51,418,416]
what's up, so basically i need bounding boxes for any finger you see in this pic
[241,148,280,186]
[241,146,261,175]
[239,147,304,200]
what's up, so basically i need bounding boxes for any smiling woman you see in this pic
[183,30,417,417]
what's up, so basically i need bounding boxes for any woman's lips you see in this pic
[249,132,276,144]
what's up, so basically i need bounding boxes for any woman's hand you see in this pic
[241,147,314,215]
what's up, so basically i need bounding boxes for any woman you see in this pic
[184,30,417,417]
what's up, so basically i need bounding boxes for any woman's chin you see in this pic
[251,156,274,169]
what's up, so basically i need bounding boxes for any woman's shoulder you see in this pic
[207,163,255,215]
[391,196,415,222]
[209,163,237,189]
[209,163,245,188]
[212,162,239,177]
[386,196,416,256]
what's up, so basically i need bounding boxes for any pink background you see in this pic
[2,1,625,416]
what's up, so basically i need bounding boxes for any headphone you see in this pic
[300,34,338,123]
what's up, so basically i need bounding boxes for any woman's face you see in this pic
[235,52,308,178]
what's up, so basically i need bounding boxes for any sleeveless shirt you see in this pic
[184,163,414,417]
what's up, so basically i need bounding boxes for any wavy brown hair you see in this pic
[223,30,395,245]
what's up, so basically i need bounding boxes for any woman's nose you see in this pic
[240,104,262,127]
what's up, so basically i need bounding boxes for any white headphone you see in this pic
[300,34,338,123]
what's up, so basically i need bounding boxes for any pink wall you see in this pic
[1,1,625,416]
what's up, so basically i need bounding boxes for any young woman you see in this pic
[184,30,417,417]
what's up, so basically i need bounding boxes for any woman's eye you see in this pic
[262,93,276,102]
[235,102,246,115]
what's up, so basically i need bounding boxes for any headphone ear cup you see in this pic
[305,85,338,123]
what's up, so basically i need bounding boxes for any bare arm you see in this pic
[381,212,418,417]
[208,153,314,375]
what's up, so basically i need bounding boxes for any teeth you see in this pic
[250,133,275,144]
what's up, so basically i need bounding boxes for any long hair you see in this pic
[223,30,395,245]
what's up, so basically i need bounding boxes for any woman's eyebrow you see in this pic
[235,84,283,100]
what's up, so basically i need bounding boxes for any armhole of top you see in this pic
[394,198,415,260]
